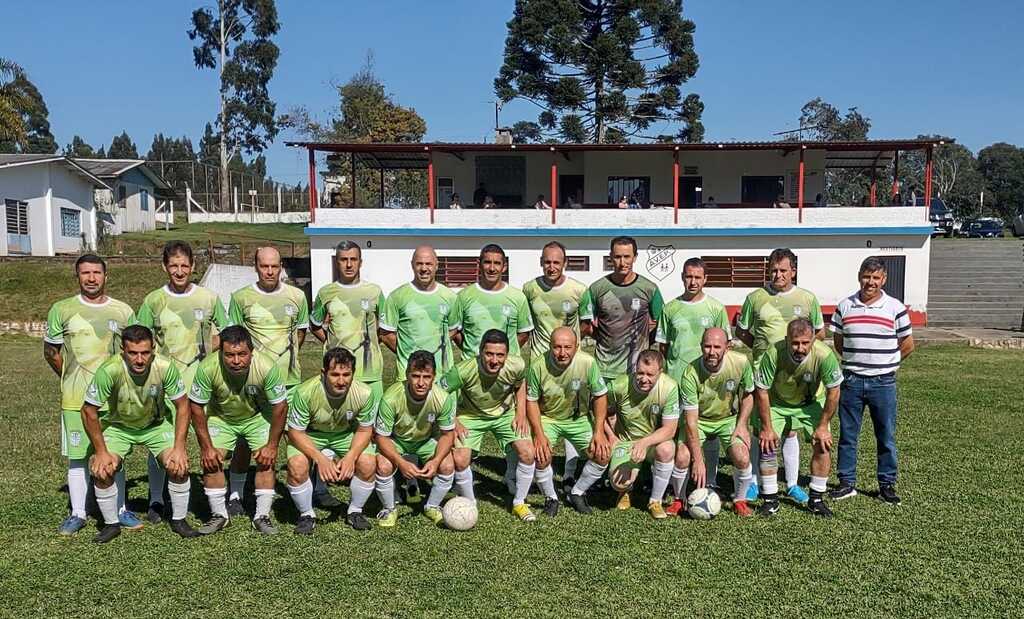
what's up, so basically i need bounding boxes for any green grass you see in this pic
[1,337,1021,617]
[118,222,308,244]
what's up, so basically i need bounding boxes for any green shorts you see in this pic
[393,437,440,463]
[609,440,655,474]
[103,420,175,460]
[286,430,376,459]
[752,401,824,442]
[541,416,593,455]
[61,409,91,459]
[697,416,741,447]
[208,414,271,451]
[456,411,527,453]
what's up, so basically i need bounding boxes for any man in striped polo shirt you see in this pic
[829,257,914,506]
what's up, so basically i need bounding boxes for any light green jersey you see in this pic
[85,355,186,430]
[310,281,385,383]
[655,295,732,379]
[45,295,136,411]
[522,276,587,356]
[526,350,608,421]
[449,283,533,357]
[375,382,456,443]
[737,286,824,363]
[754,340,843,407]
[441,355,526,420]
[135,285,227,372]
[380,282,457,381]
[287,375,378,434]
[607,373,680,441]
[677,350,754,421]
[189,351,288,423]
[581,274,664,378]
[228,283,309,386]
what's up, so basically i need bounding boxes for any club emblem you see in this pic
[273,384,286,396]
[87,383,98,399]
[360,298,371,311]
[501,304,512,317]
[345,410,354,420]
[802,372,814,383]
[149,385,159,397]
[246,385,259,395]
[631,298,641,311]
[793,306,804,317]
[193,309,205,321]
[652,404,661,415]
[108,319,120,333]
[725,379,737,392]
[562,300,573,314]
[285,304,297,316]
[571,378,582,392]
[427,414,436,423]
[189,383,201,397]
[701,316,712,328]
[208,426,220,437]
[646,244,676,282]
[70,431,82,446]
[439,303,450,316]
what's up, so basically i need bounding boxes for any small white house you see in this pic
[0,154,108,256]
[74,159,175,234]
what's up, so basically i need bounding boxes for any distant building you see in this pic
[74,159,175,234]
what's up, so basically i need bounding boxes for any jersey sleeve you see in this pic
[809,294,825,330]
[379,291,399,332]
[661,384,680,421]
[189,362,213,404]
[227,294,245,328]
[740,360,755,393]
[287,388,311,431]
[447,292,464,331]
[211,297,228,331]
[649,287,664,321]
[84,364,114,408]
[437,392,457,431]
[579,287,594,321]
[654,306,671,344]
[44,303,64,345]
[295,293,310,330]
[678,366,699,412]
[373,398,396,436]
[263,364,288,404]
[134,297,155,328]
[736,295,754,331]
[357,388,379,427]
[821,350,844,389]
[754,348,777,390]
[516,294,534,333]
[163,362,187,401]
[525,362,541,402]
[588,361,608,397]
[440,363,464,394]
[715,305,733,340]
[309,290,327,327]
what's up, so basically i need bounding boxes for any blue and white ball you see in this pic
[686,488,722,520]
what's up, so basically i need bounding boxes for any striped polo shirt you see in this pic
[830,291,912,376]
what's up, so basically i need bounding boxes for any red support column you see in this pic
[672,149,680,224]
[307,148,317,223]
[797,147,805,223]
[892,149,900,200]
[870,177,877,206]
[427,150,435,224]
[924,146,934,217]
[550,149,557,225]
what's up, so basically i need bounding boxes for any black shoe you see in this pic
[294,515,316,535]
[146,503,164,525]
[567,492,592,515]
[346,512,371,531]
[878,484,902,506]
[251,515,278,535]
[198,514,229,535]
[561,477,576,497]
[807,496,833,518]
[226,498,245,517]
[93,524,121,544]
[406,478,420,499]
[170,518,201,538]
[542,497,560,517]
[313,491,342,509]
[828,482,857,501]
[758,496,781,517]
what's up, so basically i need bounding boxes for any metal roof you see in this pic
[74,158,175,197]
[0,154,110,189]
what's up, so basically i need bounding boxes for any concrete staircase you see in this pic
[928,239,1024,328]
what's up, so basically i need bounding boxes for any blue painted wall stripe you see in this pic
[305,226,932,237]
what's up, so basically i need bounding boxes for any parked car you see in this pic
[962,218,1005,238]
[1012,211,1024,237]
[919,198,953,237]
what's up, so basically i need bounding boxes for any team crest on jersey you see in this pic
[209,426,220,438]
[439,377,449,390]
[345,410,354,420]
[439,303,450,316]
[108,319,120,334]
[193,309,205,321]
[70,431,82,446]
[148,385,159,397]
[501,304,512,317]
[630,298,641,311]
[360,298,371,311]
[246,385,260,395]
[646,245,676,281]
[285,304,297,316]
[272,384,286,396]
[561,300,573,314]
[570,378,582,392]
[830,369,842,383]
[189,383,201,397]
[427,413,436,423]
[725,379,737,392]
[87,383,98,399]
[802,372,814,383]
[793,306,805,317]
[651,404,662,415]
[701,315,712,328]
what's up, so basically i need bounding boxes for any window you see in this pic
[701,256,770,288]
[741,176,784,205]
[117,185,127,208]
[603,255,613,271]
[475,156,525,207]
[607,176,650,206]
[5,199,29,235]
[60,208,81,237]
[436,256,509,287]
[140,189,149,211]
[566,256,590,272]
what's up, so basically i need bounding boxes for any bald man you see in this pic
[525,327,610,515]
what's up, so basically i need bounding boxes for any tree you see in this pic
[0,69,57,154]
[899,136,986,219]
[977,143,1024,220]
[795,98,874,205]
[107,131,139,159]
[495,0,703,143]
[189,0,280,210]
[147,133,198,195]
[63,135,97,158]
[0,59,34,149]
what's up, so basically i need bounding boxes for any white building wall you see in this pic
[0,164,49,255]
[49,163,96,253]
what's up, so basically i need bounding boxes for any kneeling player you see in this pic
[374,351,458,526]
[607,350,680,519]
[674,328,756,517]
[526,327,610,516]
[81,325,199,543]
[753,318,843,517]
[285,348,379,534]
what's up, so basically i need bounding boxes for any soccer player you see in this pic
[443,329,537,521]
[374,350,458,526]
[285,348,379,534]
[135,240,227,524]
[674,328,756,517]
[735,247,824,504]
[525,327,610,516]
[606,350,679,519]
[449,243,533,357]
[44,254,137,535]
[80,325,199,542]
[188,326,289,535]
[753,318,843,518]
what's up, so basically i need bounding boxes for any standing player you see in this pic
[135,240,227,523]
[285,348,379,534]
[442,330,537,521]
[374,351,459,526]
[80,325,199,542]
[526,327,610,516]
[606,350,679,519]
[44,254,137,535]
[674,328,756,517]
[188,326,289,535]
[449,244,533,357]
[753,319,842,518]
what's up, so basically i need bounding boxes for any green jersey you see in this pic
[754,340,843,407]
[449,283,533,357]
[607,373,680,441]
[526,351,608,421]
[737,286,824,363]
[287,375,378,434]
[677,350,754,421]
[441,355,526,420]
[581,274,664,378]
[655,295,732,379]
[189,351,288,423]
[375,382,457,443]
[85,355,186,430]
[522,276,587,356]
[380,282,457,381]
[135,285,227,372]
[311,281,386,383]
[228,283,309,386]
[45,295,136,411]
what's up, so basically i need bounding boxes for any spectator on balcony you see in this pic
[483,195,496,209]
[703,196,717,208]
[533,194,551,210]
[815,193,825,208]
[617,196,628,209]
[567,191,583,209]
[628,194,641,209]
[772,194,791,209]
[473,183,488,207]
[449,193,463,210]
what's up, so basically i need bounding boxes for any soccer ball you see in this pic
[442,497,478,531]
[686,488,722,520]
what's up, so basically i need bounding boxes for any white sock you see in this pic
[513,461,535,506]
[783,435,800,488]
[670,466,689,499]
[348,477,374,514]
[67,459,89,519]
[205,486,229,518]
[703,439,720,487]
[168,479,191,520]
[254,488,274,519]
[759,451,780,495]
[650,460,673,503]
[425,473,454,509]
[148,454,166,506]
[95,484,119,525]
[454,468,476,502]
[376,474,396,510]
[809,475,828,493]
[571,460,607,496]
[563,441,579,479]
[115,468,127,514]
[229,471,247,502]
[534,465,558,500]
[733,464,753,502]
[288,478,315,517]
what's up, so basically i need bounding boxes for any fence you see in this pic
[147,159,310,214]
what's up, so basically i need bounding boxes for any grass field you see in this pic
[1,336,1021,617]
[117,222,307,244]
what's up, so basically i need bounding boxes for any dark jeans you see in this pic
[837,371,898,486]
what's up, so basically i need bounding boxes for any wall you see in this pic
[49,162,96,253]
[188,211,311,224]
[0,164,49,255]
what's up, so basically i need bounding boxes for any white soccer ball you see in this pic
[442,496,478,531]
[686,487,722,520]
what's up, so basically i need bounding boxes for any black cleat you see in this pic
[807,496,833,518]
[198,514,229,535]
[294,515,316,535]
[170,518,201,538]
[828,482,857,501]
[758,496,781,517]
[542,497,560,517]
[313,491,342,509]
[567,492,593,515]
[346,512,371,531]
[146,503,165,525]
[251,516,278,535]
[226,498,245,517]
[878,484,902,506]
[93,524,121,544]
[561,477,576,497]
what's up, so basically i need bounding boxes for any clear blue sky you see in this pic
[6,1,1023,184]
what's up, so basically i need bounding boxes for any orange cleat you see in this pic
[733,500,754,517]
[665,498,685,517]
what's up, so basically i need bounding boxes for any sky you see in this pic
[5,1,1023,185]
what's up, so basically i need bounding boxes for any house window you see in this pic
[60,208,81,237]
[566,256,590,272]
[607,176,650,207]
[700,256,771,288]
[741,176,784,205]
[436,256,509,288]
[117,185,127,208]
[140,189,149,211]
[5,199,29,235]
